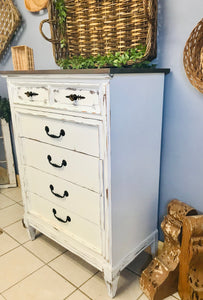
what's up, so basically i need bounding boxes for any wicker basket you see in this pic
[0,0,21,59]
[40,0,157,66]
[183,19,203,94]
[11,46,35,70]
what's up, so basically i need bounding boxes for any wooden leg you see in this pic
[22,218,37,241]
[27,225,37,241]
[104,271,120,298]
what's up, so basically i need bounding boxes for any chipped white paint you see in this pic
[4,72,165,297]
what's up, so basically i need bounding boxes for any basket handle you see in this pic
[39,19,58,43]
[143,0,155,21]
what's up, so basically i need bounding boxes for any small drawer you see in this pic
[19,113,101,157]
[22,138,102,193]
[26,166,101,226]
[28,192,102,253]
[52,86,100,114]
[14,85,49,105]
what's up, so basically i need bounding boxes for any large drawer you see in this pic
[22,139,102,193]
[26,166,101,226]
[28,192,102,253]
[19,113,101,157]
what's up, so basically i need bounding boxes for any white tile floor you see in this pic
[0,187,181,300]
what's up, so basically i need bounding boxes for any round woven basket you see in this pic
[24,0,48,12]
[183,19,203,94]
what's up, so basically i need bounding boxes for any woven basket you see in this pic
[11,46,35,70]
[40,0,157,66]
[0,0,21,59]
[183,19,203,94]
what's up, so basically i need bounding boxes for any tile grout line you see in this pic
[78,270,100,289]
[0,244,21,258]
[19,242,83,294]
[1,264,45,295]
[0,202,20,211]
[0,230,77,298]
[2,225,82,294]
[0,247,78,299]
[0,191,21,202]
[78,289,93,300]
[1,190,94,299]
[2,225,29,245]
[2,218,151,299]
[63,288,93,300]
[136,293,145,300]
[10,234,101,299]
[3,218,25,230]
[0,190,180,300]
[1,235,100,300]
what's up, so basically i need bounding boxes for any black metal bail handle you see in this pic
[45,126,65,139]
[47,155,67,168]
[25,91,39,97]
[50,184,69,198]
[65,94,85,101]
[52,208,71,223]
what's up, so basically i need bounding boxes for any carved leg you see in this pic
[27,225,37,241]
[22,218,37,241]
[104,271,120,298]
[150,231,158,258]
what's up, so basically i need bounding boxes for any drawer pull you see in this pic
[47,155,67,168]
[52,208,71,223]
[45,126,65,139]
[25,91,39,97]
[50,184,69,198]
[66,94,85,101]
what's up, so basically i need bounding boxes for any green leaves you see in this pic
[54,0,67,28]
[60,38,67,48]
[58,46,156,69]
[0,96,11,123]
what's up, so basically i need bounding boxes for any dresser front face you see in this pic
[8,75,109,262]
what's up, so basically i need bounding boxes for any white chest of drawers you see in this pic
[2,69,168,297]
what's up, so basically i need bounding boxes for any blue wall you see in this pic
[157,0,203,235]
[0,0,202,235]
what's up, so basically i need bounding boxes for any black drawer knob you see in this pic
[66,94,85,101]
[25,91,39,97]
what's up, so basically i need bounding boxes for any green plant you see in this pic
[0,96,11,123]
[54,0,67,27]
[58,45,156,69]
[54,0,67,48]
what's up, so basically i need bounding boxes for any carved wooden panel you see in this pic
[178,215,203,300]
[140,199,197,300]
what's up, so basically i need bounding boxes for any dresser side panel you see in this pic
[110,73,165,266]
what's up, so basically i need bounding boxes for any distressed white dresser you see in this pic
[2,69,169,297]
